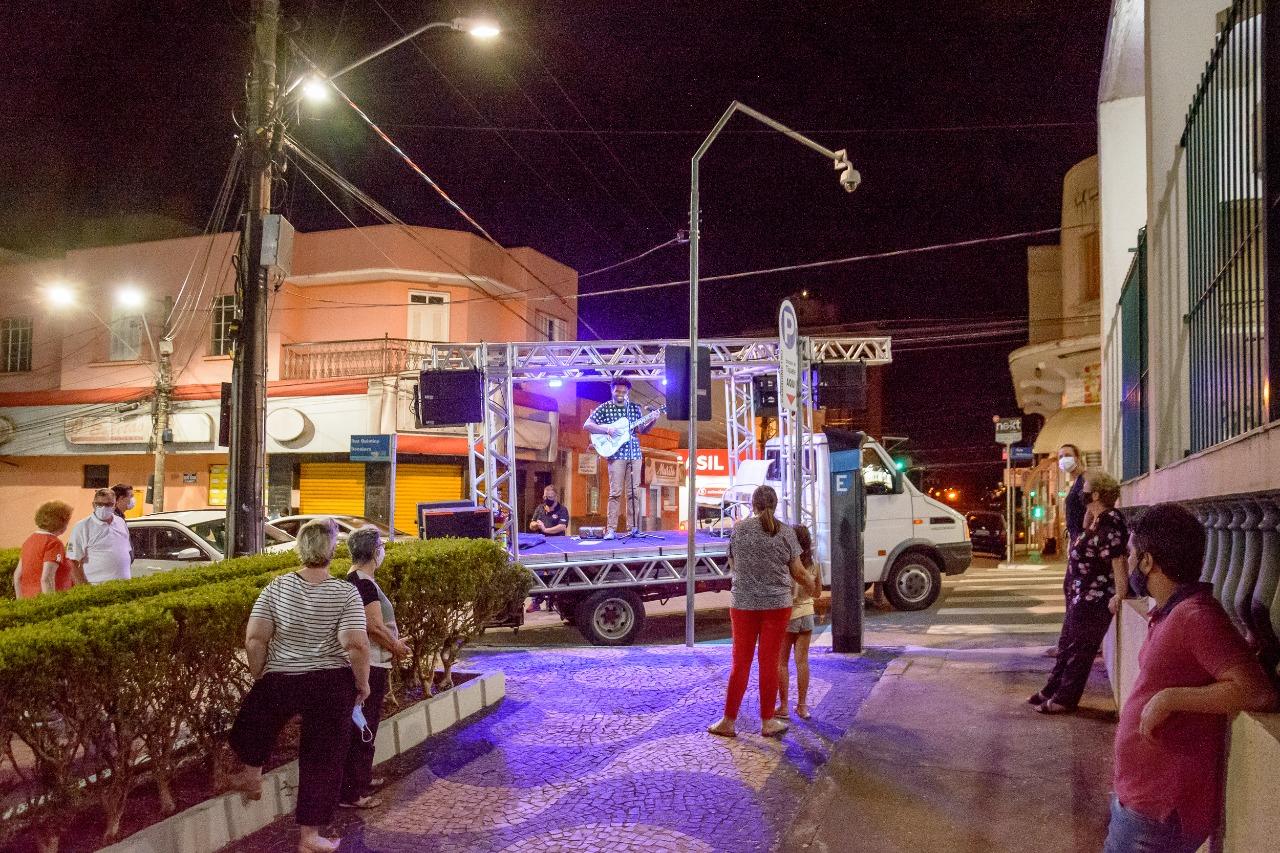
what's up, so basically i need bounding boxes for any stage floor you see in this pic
[514,529,728,566]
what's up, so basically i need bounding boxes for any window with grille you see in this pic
[0,316,32,372]
[536,311,566,342]
[109,305,144,361]
[211,294,237,356]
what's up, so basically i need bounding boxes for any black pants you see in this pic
[229,667,356,827]
[340,665,389,803]
[1041,602,1113,708]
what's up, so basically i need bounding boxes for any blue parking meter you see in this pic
[825,428,866,653]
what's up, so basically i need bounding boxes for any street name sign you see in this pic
[350,434,394,462]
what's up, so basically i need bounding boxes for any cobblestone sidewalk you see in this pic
[222,644,890,852]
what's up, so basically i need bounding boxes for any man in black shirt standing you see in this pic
[1048,443,1087,657]
[529,484,569,536]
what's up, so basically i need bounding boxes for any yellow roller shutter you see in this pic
[394,463,464,534]
[299,463,366,517]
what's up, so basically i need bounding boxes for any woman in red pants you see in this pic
[709,485,820,738]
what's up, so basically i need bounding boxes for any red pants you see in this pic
[725,607,792,721]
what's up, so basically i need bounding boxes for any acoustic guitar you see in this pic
[590,405,667,458]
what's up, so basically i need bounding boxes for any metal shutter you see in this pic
[394,463,464,534]
[299,463,366,517]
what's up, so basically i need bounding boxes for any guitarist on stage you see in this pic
[584,378,653,539]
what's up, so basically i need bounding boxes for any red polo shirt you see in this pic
[1113,584,1257,841]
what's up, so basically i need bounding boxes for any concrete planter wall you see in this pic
[99,670,505,853]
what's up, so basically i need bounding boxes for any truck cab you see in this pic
[762,434,971,610]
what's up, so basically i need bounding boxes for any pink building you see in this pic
[0,224,577,546]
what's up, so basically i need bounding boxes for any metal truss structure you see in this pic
[522,544,732,593]
[419,334,892,551]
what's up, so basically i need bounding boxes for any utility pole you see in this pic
[227,0,279,556]
[151,341,174,511]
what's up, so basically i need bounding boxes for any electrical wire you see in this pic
[373,120,1099,136]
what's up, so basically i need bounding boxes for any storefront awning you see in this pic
[1032,404,1101,455]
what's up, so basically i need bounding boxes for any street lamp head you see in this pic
[46,283,76,308]
[833,149,860,193]
[451,17,501,39]
[115,287,146,310]
[301,76,330,104]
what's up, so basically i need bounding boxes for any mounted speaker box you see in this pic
[816,362,868,410]
[416,369,484,426]
[664,345,712,421]
[753,374,778,416]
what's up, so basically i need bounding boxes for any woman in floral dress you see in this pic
[1030,471,1128,714]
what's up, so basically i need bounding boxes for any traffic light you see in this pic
[893,456,908,472]
[1032,506,1045,520]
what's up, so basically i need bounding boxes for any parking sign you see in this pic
[779,299,799,414]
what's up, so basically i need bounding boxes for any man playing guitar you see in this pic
[584,378,654,539]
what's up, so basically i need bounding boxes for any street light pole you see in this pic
[151,340,173,511]
[685,101,859,648]
[228,0,278,557]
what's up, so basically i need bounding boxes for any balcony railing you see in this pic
[1182,0,1269,451]
[1118,228,1148,480]
[281,338,436,380]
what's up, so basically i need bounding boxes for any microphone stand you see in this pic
[621,456,661,541]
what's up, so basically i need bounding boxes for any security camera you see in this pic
[839,164,861,194]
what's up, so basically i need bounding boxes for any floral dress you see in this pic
[1066,508,1127,608]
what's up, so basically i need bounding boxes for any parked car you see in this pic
[965,511,1008,557]
[268,514,412,541]
[126,510,295,577]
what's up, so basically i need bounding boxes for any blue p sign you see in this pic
[780,302,797,348]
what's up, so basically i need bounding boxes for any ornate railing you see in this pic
[280,337,434,380]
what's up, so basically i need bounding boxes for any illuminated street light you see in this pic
[453,17,500,38]
[301,76,330,103]
[46,283,76,308]
[116,286,146,310]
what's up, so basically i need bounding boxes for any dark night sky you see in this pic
[1,1,1111,501]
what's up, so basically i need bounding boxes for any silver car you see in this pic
[268,514,411,541]
[126,510,296,577]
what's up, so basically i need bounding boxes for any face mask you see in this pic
[94,506,115,522]
[1129,556,1151,598]
[544,497,556,506]
[126,497,136,510]
[1058,456,1076,473]
[352,705,374,743]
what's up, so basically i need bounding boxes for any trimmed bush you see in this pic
[0,548,18,600]
[0,538,524,849]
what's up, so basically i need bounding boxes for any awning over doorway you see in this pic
[1032,405,1102,455]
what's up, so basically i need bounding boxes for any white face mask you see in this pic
[1058,456,1077,473]
[126,496,136,510]
[94,506,115,522]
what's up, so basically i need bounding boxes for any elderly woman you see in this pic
[1031,471,1128,714]
[338,526,410,810]
[224,520,371,853]
[709,485,819,739]
[13,501,83,598]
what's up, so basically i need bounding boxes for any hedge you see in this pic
[0,549,19,600]
[0,537,528,849]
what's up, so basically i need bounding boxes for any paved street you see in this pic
[220,557,1113,853]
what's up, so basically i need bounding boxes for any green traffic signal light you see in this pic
[894,458,907,471]
[1032,506,1045,520]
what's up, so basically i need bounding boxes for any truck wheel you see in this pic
[576,590,646,646]
[884,553,941,611]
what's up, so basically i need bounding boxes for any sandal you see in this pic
[707,717,737,738]
[761,718,789,738]
[339,795,384,809]
[1034,700,1075,715]
[1027,691,1046,706]
[297,838,340,853]
[795,705,811,720]
[773,705,791,719]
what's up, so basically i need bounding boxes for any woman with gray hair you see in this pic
[1031,471,1128,715]
[338,526,410,809]
[224,519,371,852]
[709,485,819,739]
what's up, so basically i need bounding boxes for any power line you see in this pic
[373,120,1099,136]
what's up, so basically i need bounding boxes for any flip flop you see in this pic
[761,718,789,738]
[339,795,384,809]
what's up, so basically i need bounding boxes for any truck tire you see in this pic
[576,589,646,646]
[884,552,941,611]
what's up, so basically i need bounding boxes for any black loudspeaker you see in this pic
[217,382,232,448]
[753,374,778,416]
[416,369,484,426]
[816,362,868,410]
[419,506,492,540]
[664,345,712,421]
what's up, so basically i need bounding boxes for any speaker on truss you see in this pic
[416,369,484,426]
[815,362,868,411]
[752,374,778,416]
[664,345,712,421]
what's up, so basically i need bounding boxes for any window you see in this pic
[1080,230,1101,302]
[0,316,32,372]
[109,304,145,361]
[860,448,898,496]
[1119,229,1148,480]
[211,294,237,356]
[83,464,110,489]
[536,311,566,342]
[152,527,206,560]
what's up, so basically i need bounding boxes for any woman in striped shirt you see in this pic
[224,520,371,853]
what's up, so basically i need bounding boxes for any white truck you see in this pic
[761,434,972,611]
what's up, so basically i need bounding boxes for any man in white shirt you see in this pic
[66,488,134,584]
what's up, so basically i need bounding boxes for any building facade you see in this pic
[0,224,581,545]
[1008,156,1103,553]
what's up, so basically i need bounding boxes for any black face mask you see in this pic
[544,497,556,506]
[1129,555,1151,598]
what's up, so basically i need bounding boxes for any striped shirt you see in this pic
[250,572,367,675]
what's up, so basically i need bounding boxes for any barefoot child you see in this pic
[778,524,821,720]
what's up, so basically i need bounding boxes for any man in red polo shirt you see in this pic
[1107,503,1276,852]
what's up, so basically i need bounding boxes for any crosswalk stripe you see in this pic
[938,604,1066,616]
[942,595,1061,605]
[926,623,1062,635]
[947,582,1064,592]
